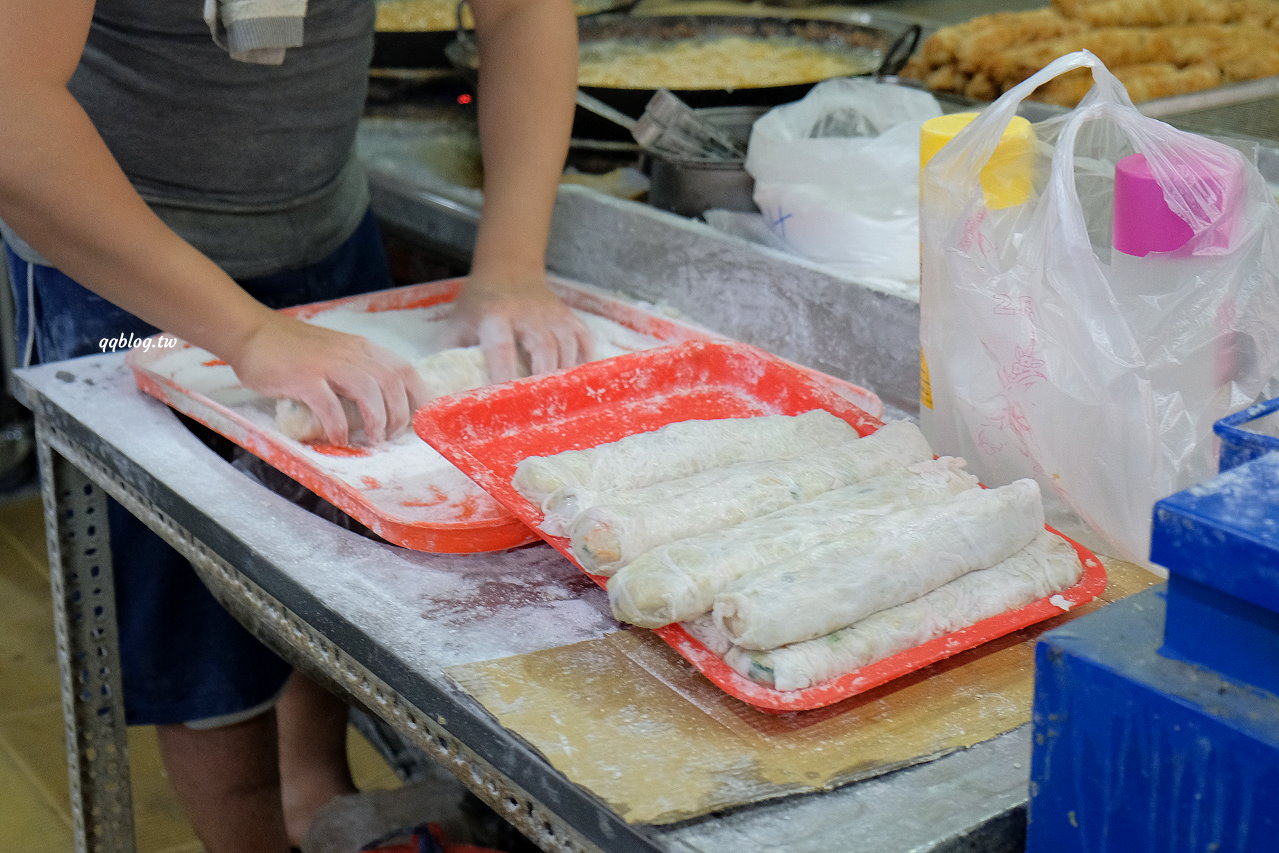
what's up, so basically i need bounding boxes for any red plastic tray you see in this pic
[126,277,883,554]
[414,339,1107,712]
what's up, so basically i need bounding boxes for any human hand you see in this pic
[446,274,593,382]
[226,312,429,446]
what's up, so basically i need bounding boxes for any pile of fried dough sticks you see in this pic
[900,0,1279,106]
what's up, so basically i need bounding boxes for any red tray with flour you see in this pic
[126,277,884,554]
[414,339,1107,712]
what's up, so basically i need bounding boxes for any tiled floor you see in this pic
[0,490,402,852]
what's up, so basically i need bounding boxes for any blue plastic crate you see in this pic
[1214,397,1279,471]
[1028,587,1279,853]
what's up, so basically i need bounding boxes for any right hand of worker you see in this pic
[446,273,593,382]
[225,312,429,446]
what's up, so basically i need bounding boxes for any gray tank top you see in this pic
[2,0,372,278]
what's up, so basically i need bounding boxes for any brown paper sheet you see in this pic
[446,557,1158,825]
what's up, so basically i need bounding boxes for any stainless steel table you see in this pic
[16,343,1029,853]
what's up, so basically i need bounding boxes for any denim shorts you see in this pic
[6,210,393,725]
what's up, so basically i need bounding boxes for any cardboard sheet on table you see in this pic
[415,340,1107,711]
[126,277,883,554]
[447,557,1158,826]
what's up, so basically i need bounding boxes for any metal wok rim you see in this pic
[447,13,900,92]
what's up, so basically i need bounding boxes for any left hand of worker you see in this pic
[447,275,593,382]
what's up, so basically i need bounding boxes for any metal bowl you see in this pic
[646,105,767,218]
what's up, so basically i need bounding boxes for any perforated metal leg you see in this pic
[38,434,136,853]
[32,416,603,853]
[176,535,602,853]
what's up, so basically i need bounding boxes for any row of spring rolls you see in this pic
[685,530,1081,690]
[510,411,1081,690]
[560,419,935,575]
[512,409,860,507]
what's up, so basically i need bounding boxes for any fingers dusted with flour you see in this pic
[447,276,593,382]
[227,312,428,447]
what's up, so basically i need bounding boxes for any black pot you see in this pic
[372,0,641,69]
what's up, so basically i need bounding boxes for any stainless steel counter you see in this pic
[16,346,1031,853]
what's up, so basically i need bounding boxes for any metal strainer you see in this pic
[631,88,747,160]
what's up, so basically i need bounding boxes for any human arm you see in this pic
[0,0,425,444]
[446,0,593,382]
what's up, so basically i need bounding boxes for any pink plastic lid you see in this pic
[1113,152,1240,257]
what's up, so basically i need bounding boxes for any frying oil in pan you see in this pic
[577,36,881,90]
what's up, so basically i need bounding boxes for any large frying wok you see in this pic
[372,0,638,68]
[445,13,921,141]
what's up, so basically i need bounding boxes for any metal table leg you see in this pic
[37,428,136,852]
[31,414,602,853]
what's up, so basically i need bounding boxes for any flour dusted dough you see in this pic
[275,347,499,443]
[712,479,1045,650]
[607,456,980,628]
[695,530,1082,690]
[567,420,935,574]
[511,410,859,507]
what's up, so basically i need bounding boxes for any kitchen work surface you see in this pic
[418,340,1107,713]
[125,278,667,552]
[15,349,1160,853]
[448,553,1150,826]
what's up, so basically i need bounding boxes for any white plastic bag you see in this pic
[919,51,1279,563]
[746,77,942,287]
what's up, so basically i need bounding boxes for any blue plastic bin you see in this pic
[1214,397,1279,471]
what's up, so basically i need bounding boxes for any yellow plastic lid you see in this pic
[920,112,1034,209]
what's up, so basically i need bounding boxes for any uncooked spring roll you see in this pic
[712,479,1045,650]
[694,530,1081,690]
[568,420,935,573]
[608,456,980,628]
[276,347,496,443]
[511,410,858,506]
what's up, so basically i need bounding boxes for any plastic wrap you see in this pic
[567,419,934,575]
[712,479,1046,650]
[607,456,978,629]
[511,409,856,507]
[704,529,1081,691]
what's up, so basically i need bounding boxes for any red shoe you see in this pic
[359,823,507,853]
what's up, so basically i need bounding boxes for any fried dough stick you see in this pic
[955,9,1090,73]
[1033,62,1223,106]
[1162,24,1279,80]
[907,10,1085,77]
[1052,0,1236,26]
[1237,0,1279,28]
[902,10,1084,99]
[974,26,1176,89]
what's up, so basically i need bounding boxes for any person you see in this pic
[0,0,589,850]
